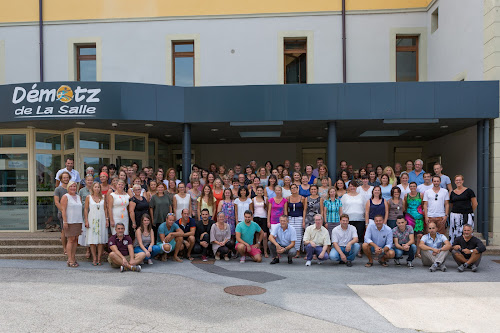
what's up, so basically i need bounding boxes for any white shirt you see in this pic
[55,168,81,185]
[331,224,358,246]
[234,197,252,222]
[423,187,449,217]
[340,193,365,221]
[417,184,433,194]
[397,184,411,198]
[356,186,373,203]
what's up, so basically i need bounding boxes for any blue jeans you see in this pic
[330,243,361,262]
[305,244,330,261]
[134,244,162,260]
[394,244,416,262]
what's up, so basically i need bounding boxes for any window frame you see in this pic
[283,38,307,84]
[172,41,195,87]
[76,44,97,81]
[395,35,419,82]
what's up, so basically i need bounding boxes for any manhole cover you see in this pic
[493,260,500,264]
[224,285,267,296]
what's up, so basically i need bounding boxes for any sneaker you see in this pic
[240,256,246,264]
[394,258,401,266]
[339,261,346,265]
[305,260,312,266]
[120,265,125,272]
[457,264,465,272]
[215,254,221,261]
[429,263,438,272]
[131,265,141,272]
[407,261,414,268]
[439,264,447,272]
[147,259,153,265]
[202,255,208,262]
[346,261,353,267]
[317,260,323,265]
[270,257,280,265]
[288,257,293,264]
[224,255,229,261]
[470,264,478,272]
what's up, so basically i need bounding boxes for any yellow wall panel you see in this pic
[0,0,433,23]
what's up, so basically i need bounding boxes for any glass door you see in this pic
[114,155,145,170]
[81,153,112,178]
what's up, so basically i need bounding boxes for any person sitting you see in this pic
[419,222,451,272]
[303,214,331,266]
[268,215,297,265]
[392,215,416,268]
[235,210,264,263]
[452,224,486,272]
[329,214,360,267]
[210,211,235,261]
[362,215,395,267]
[176,208,197,261]
[108,223,145,272]
[194,209,215,261]
[134,214,162,265]
[157,213,184,262]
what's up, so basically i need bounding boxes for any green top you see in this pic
[149,194,172,226]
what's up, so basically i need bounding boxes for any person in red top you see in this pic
[107,223,145,272]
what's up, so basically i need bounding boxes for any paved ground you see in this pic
[1,255,500,333]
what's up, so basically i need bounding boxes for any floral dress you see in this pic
[406,192,424,232]
[221,200,237,235]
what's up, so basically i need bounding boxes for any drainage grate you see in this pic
[224,285,267,296]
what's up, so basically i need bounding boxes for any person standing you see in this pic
[108,180,130,236]
[129,184,150,232]
[423,176,450,235]
[288,184,305,254]
[218,188,237,237]
[250,186,269,256]
[303,185,321,229]
[60,181,83,267]
[408,159,425,186]
[188,179,201,219]
[54,171,70,254]
[173,183,192,220]
[197,185,216,219]
[397,172,411,198]
[322,187,343,236]
[342,182,366,254]
[365,186,388,226]
[84,182,108,266]
[404,182,425,258]
[268,186,288,236]
[449,175,477,244]
[356,175,373,204]
[433,163,453,192]
[417,173,433,194]
[149,183,172,236]
[387,187,403,229]
[55,158,81,188]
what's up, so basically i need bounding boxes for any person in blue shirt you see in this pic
[408,159,425,186]
[362,215,395,267]
[268,215,297,264]
[157,213,184,262]
[419,222,451,272]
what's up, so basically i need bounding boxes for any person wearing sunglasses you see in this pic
[423,176,450,236]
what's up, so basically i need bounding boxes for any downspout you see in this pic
[39,0,44,82]
[342,0,346,83]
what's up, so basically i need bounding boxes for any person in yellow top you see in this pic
[303,214,331,266]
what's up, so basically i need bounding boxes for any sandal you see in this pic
[68,262,79,268]
[378,260,388,267]
[92,262,98,266]
[188,257,194,261]
[365,262,373,267]
[96,262,102,266]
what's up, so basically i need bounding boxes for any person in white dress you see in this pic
[108,179,130,235]
[173,182,192,220]
[60,181,83,267]
[84,182,109,266]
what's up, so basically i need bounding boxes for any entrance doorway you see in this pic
[302,148,326,169]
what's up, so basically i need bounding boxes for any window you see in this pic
[76,45,97,81]
[431,7,439,34]
[284,38,307,84]
[396,36,419,82]
[172,41,194,87]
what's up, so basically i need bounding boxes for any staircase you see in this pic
[0,232,91,261]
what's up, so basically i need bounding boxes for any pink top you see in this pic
[269,197,287,225]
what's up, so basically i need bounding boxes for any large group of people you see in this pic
[53,157,485,273]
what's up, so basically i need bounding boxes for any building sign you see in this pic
[12,84,101,119]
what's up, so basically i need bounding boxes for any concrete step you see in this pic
[0,239,62,246]
[485,246,500,256]
[0,245,87,255]
[0,254,92,261]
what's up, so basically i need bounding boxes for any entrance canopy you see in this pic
[0,81,498,143]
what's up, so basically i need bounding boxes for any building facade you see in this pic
[0,0,499,244]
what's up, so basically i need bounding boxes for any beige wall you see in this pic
[484,0,500,244]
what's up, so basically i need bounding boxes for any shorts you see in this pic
[239,244,262,257]
[159,240,175,253]
[254,217,269,234]
[108,254,130,268]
